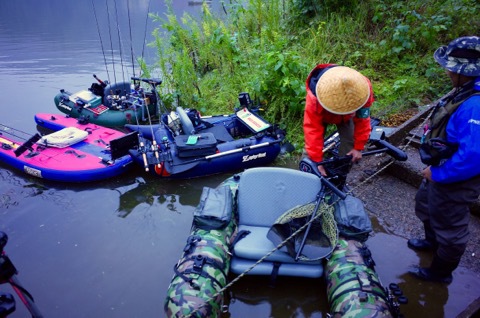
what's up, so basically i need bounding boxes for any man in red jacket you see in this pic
[303,64,375,176]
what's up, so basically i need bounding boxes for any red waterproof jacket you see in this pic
[303,64,374,162]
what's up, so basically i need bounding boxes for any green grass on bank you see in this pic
[140,0,480,152]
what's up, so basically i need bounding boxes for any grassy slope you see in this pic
[145,0,480,152]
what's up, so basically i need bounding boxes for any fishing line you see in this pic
[141,0,151,62]
[105,0,117,84]
[0,124,33,139]
[113,0,126,85]
[91,0,111,83]
[0,125,64,162]
[127,0,136,77]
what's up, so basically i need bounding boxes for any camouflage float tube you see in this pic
[325,237,392,318]
[164,176,239,318]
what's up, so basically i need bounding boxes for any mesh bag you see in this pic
[267,201,338,261]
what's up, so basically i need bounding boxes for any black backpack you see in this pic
[420,85,480,166]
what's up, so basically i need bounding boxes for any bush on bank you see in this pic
[143,0,480,151]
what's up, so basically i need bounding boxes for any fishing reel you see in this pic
[386,283,408,318]
[106,94,124,110]
[299,157,350,189]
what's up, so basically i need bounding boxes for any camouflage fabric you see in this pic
[434,36,480,76]
[164,177,238,318]
[325,237,392,318]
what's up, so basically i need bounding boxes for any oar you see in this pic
[169,139,284,174]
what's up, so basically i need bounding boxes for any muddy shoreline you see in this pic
[346,154,480,276]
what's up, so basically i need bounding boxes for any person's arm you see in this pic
[352,113,371,153]
[431,97,480,183]
[303,95,326,163]
[350,79,374,161]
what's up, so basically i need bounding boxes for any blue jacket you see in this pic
[431,77,480,183]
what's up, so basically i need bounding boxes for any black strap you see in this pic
[229,230,250,254]
[183,235,201,254]
[173,254,226,290]
[268,262,281,288]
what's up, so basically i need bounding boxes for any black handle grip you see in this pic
[298,157,347,199]
[93,74,106,87]
[372,139,408,161]
[131,77,162,86]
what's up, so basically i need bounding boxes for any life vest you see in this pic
[420,84,480,166]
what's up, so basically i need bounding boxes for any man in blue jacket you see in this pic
[408,36,480,284]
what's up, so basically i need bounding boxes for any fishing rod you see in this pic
[172,139,284,168]
[91,0,110,83]
[129,93,150,172]
[93,74,107,88]
[0,124,34,140]
[131,77,168,114]
[0,125,44,158]
[141,0,151,62]
[113,0,127,85]
[105,0,117,84]
[127,0,135,78]
[131,77,162,168]
[295,137,408,261]
[0,127,40,158]
[0,124,86,162]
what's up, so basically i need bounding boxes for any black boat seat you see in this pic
[199,125,234,143]
[231,167,324,278]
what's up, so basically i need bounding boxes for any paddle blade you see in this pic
[14,134,41,157]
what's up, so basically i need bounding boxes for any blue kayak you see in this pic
[125,105,290,179]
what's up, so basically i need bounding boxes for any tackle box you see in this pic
[174,133,218,158]
[69,90,103,107]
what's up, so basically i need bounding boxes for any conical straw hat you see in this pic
[315,66,370,115]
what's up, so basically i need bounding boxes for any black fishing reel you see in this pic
[386,283,408,318]
[299,157,350,189]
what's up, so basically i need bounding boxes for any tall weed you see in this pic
[146,0,480,149]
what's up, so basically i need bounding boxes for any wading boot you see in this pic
[407,239,436,251]
[407,222,437,251]
[409,255,459,284]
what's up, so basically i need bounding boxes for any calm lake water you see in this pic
[0,1,479,317]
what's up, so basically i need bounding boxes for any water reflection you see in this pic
[115,177,184,217]
[0,167,75,212]
[397,273,449,318]
[228,276,327,318]
[113,170,235,217]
